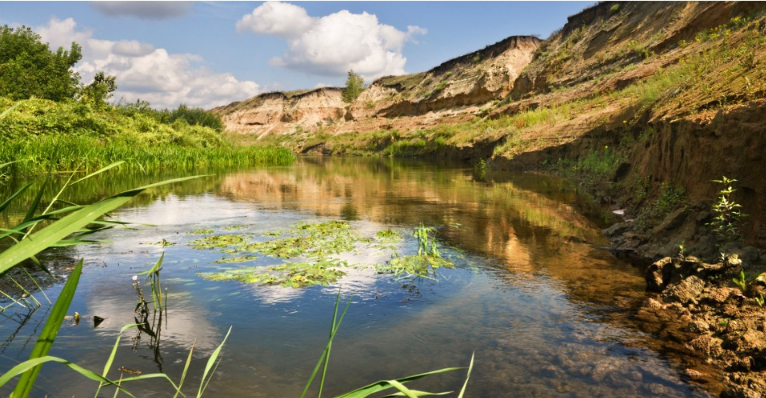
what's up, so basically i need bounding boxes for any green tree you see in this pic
[0,25,82,101]
[167,104,224,132]
[81,71,117,109]
[341,69,365,103]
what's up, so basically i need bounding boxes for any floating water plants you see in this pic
[196,221,455,288]
[376,224,454,280]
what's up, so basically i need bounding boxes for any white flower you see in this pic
[131,275,138,281]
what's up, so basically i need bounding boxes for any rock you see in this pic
[696,210,712,224]
[664,275,705,304]
[687,334,724,357]
[652,208,688,235]
[687,319,711,333]
[685,368,706,381]
[603,222,631,238]
[646,257,674,292]
[705,287,736,304]
[741,329,766,351]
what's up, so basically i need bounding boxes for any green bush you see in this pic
[0,25,82,101]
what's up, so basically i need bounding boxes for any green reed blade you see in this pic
[0,175,205,275]
[72,161,125,185]
[11,259,82,398]
[22,179,47,224]
[94,323,142,398]
[0,183,31,213]
[332,367,464,398]
[456,353,473,398]
[196,326,231,398]
[172,341,195,398]
[379,391,451,398]
[300,290,352,398]
[0,355,133,397]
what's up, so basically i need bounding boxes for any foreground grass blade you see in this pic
[196,326,232,398]
[0,356,131,396]
[300,291,352,398]
[72,161,125,185]
[94,324,142,398]
[0,183,31,213]
[456,353,474,398]
[332,367,464,398]
[172,342,196,398]
[0,175,205,275]
[11,259,82,398]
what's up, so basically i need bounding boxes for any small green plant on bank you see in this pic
[473,159,489,181]
[676,241,686,258]
[709,176,746,241]
[733,270,748,294]
[655,183,686,218]
[755,294,764,307]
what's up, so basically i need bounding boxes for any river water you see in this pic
[0,157,712,397]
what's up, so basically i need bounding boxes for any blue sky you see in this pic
[1,2,593,109]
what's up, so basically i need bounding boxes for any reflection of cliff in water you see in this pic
[216,157,629,305]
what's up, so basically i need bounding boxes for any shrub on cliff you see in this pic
[342,70,365,103]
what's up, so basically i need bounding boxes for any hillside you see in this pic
[212,35,540,136]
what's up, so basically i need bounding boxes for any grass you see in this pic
[0,98,295,177]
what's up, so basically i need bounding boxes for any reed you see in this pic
[0,98,295,178]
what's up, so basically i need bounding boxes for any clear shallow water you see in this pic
[1,157,712,397]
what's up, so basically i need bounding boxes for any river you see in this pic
[0,157,712,397]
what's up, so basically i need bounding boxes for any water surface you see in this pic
[0,157,712,397]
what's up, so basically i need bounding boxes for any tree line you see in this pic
[0,25,222,132]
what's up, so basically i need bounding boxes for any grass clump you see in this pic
[377,224,454,280]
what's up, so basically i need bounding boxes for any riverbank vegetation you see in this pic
[0,98,295,177]
[0,25,294,179]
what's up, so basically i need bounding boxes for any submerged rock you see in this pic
[638,254,766,398]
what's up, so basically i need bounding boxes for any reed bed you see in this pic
[0,98,295,177]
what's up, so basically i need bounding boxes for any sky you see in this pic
[0,1,594,109]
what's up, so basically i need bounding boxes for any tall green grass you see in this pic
[2,135,294,176]
[0,98,295,177]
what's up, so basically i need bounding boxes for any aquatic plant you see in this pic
[377,224,455,280]
[1,164,474,397]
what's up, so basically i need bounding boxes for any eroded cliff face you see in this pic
[213,36,540,136]
[212,88,346,136]
[347,36,540,120]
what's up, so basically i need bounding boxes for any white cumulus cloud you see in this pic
[236,1,313,38]
[236,2,426,81]
[36,17,260,109]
